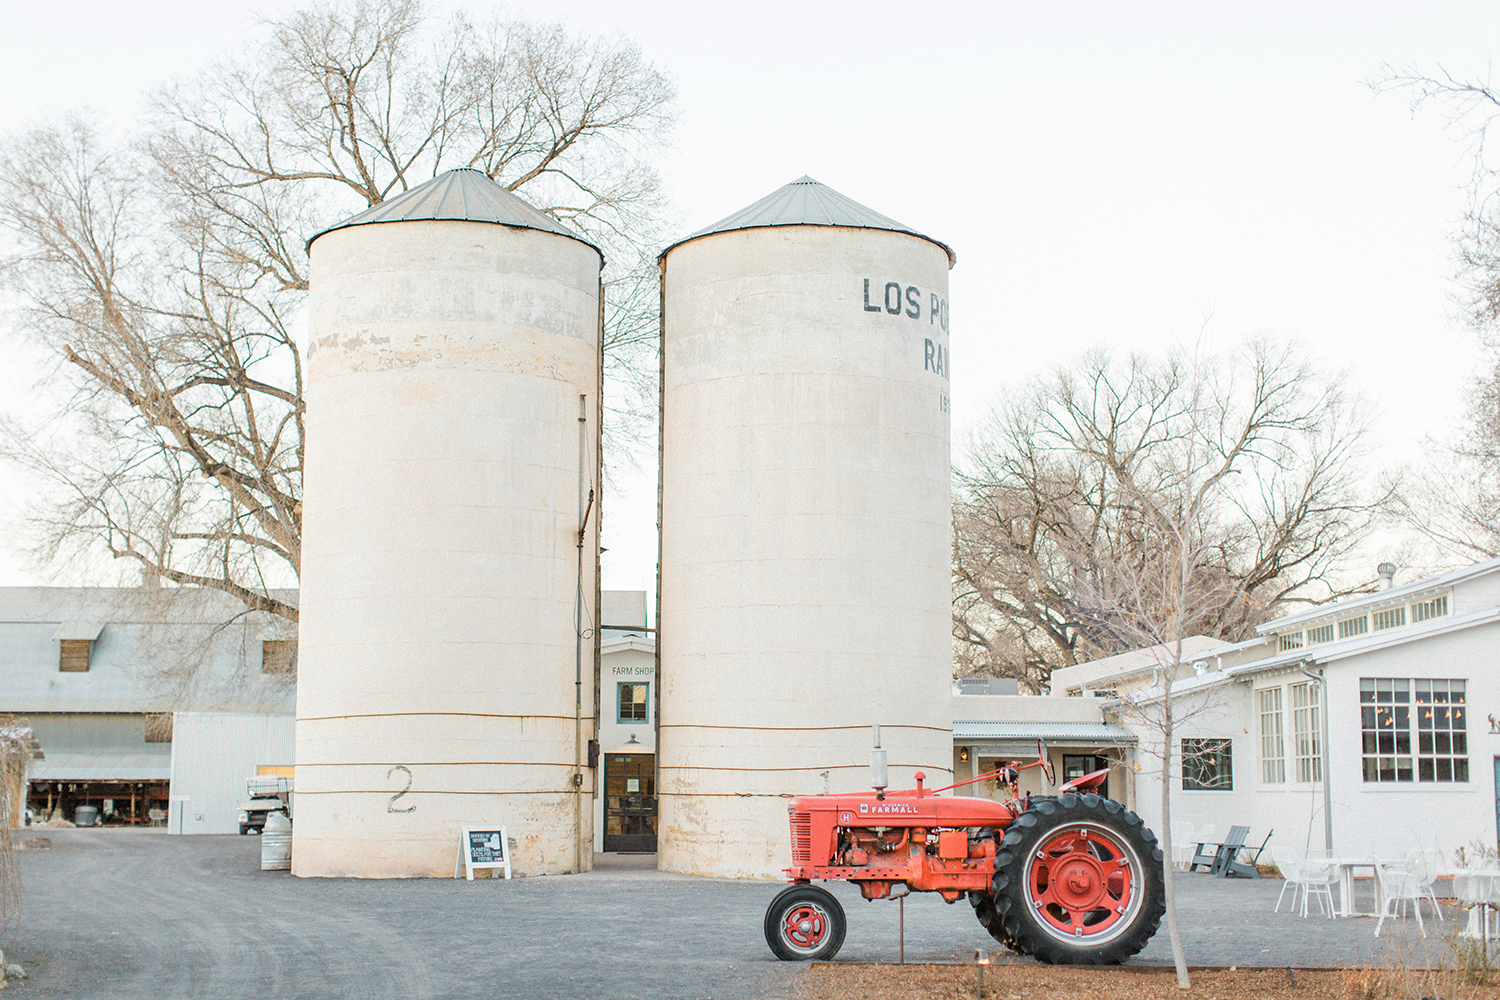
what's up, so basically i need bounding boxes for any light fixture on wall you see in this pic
[626,733,639,745]
[959,747,970,762]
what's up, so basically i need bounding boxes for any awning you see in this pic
[953,721,1136,758]
[52,621,104,642]
[29,753,170,782]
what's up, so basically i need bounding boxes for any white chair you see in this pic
[1274,847,1336,918]
[1273,847,1305,913]
[1405,849,1444,923]
[1374,860,1431,938]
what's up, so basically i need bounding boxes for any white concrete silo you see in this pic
[296,169,602,878]
[657,177,955,877]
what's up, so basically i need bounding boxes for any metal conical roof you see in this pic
[661,176,954,266]
[307,168,602,260]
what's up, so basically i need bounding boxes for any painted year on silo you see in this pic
[657,177,956,878]
[295,170,602,877]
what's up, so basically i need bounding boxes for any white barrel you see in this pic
[657,177,955,877]
[261,811,292,871]
[295,170,602,878]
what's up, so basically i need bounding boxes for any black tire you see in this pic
[764,885,846,961]
[968,890,1031,955]
[991,793,1164,965]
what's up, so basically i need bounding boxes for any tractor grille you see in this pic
[789,811,812,864]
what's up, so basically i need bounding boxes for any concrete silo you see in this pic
[296,169,602,878]
[657,177,955,877]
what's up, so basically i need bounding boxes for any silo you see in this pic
[657,177,955,877]
[295,168,602,878]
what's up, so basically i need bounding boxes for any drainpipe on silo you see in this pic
[1298,660,1333,852]
[575,394,594,875]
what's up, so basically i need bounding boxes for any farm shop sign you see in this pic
[611,665,653,677]
[861,279,950,381]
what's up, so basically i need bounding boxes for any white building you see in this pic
[1082,559,1500,862]
[0,587,295,832]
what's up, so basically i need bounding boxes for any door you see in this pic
[604,754,657,853]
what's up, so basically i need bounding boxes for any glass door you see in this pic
[604,754,657,853]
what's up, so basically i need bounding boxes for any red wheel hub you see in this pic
[1026,825,1135,940]
[781,903,829,950]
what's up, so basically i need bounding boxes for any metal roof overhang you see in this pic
[30,753,170,783]
[953,721,1136,757]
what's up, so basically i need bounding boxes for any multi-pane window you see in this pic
[618,683,648,723]
[1415,679,1468,782]
[1182,738,1233,790]
[1361,678,1469,783]
[1259,688,1285,783]
[1306,624,1334,644]
[1290,681,1321,782]
[1372,607,1406,631]
[1338,616,1369,640]
[1279,633,1303,652]
[1411,596,1449,623]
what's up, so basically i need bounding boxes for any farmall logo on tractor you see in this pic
[858,802,918,816]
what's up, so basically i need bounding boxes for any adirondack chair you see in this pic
[1189,825,1248,873]
[1220,829,1273,879]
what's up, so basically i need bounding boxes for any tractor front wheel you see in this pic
[764,884,847,961]
[990,793,1164,965]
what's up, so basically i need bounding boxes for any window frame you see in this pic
[1360,677,1468,784]
[617,682,649,724]
[1258,687,1285,784]
[1290,680,1321,783]
[1182,738,1233,791]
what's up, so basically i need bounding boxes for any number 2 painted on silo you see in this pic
[387,765,416,813]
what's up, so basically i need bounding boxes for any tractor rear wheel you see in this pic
[990,793,1164,965]
[969,890,1030,955]
[764,884,846,961]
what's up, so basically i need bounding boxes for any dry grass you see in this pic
[795,962,1500,1000]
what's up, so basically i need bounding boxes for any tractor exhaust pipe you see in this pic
[870,724,888,799]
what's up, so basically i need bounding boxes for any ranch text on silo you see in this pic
[862,278,950,413]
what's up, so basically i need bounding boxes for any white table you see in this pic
[1445,869,1500,941]
[1326,858,1384,918]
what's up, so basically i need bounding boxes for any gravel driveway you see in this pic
[2,831,1426,998]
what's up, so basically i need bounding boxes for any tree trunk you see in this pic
[1160,677,1190,989]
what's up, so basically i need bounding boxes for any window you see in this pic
[59,640,92,672]
[1338,615,1369,640]
[1411,596,1448,623]
[1278,632,1303,652]
[1306,624,1334,644]
[262,640,297,675]
[1361,678,1468,783]
[1259,688,1285,783]
[1372,607,1406,631]
[145,714,173,743]
[1415,679,1469,782]
[1183,739,1233,790]
[618,683,648,723]
[1291,681,1321,783]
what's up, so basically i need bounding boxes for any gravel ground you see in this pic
[0,831,1454,999]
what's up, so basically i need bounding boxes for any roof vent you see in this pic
[1192,660,1210,676]
[1377,562,1397,591]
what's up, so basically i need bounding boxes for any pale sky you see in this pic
[3,1,1499,598]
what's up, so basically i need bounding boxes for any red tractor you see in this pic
[763,736,1164,965]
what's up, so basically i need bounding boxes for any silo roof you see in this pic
[661,176,955,266]
[307,168,602,260]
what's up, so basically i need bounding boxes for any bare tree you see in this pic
[0,1,676,621]
[953,342,1381,693]
[1373,66,1500,561]
[1077,353,1285,990]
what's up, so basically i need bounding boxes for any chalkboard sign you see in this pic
[455,826,512,880]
